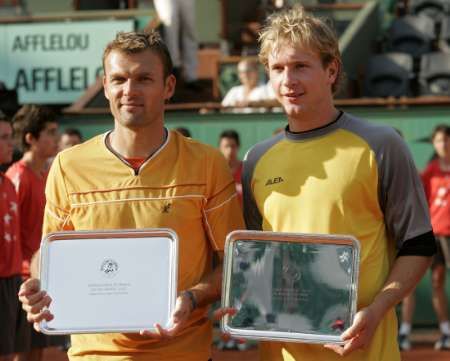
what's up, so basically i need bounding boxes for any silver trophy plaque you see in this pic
[221,231,360,344]
[39,228,178,335]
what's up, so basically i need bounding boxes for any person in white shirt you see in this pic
[221,58,275,112]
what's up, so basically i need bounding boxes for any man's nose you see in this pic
[282,68,296,87]
[123,79,139,95]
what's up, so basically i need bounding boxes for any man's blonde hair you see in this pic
[102,30,173,78]
[259,6,343,93]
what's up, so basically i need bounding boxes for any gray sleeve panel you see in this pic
[340,113,432,249]
[242,132,285,230]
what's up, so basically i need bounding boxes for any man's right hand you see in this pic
[18,278,54,332]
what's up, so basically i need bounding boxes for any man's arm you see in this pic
[144,254,224,338]
[144,149,244,339]
[187,254,223,309]
[325,255,431,356]
[327,127,436,355]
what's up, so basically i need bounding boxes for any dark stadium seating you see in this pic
[389,15,436,57]
[418,52,450,94]
[363,53,414,97]
[439,16,450,45]
[409,0,450,21]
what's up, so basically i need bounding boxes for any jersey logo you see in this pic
[162,202,172,213]
[265,177,284,186]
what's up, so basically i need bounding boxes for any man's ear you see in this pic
[103,76,110,101]
[327,59,339,84]
[24,132,35,147]
[164,74,176,101]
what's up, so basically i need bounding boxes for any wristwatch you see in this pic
[182,290,197,311]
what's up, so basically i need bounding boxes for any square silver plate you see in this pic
[221,231,360,344]
[39,228,178,335]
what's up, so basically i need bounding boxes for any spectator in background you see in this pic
[399,124,450,351]
[219,130,243,205]
[6,105,59,361]
[221,58,275,112]
[153,0,200,89]
[59,128,83,151]
[0,113,27,361]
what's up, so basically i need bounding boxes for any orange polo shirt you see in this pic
[43,130,245,361]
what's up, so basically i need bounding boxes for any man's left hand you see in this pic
[324,306,379,356]
[140,292,193,339]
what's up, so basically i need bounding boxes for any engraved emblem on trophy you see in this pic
[100,259,119,278]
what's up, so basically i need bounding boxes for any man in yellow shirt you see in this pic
[18,30,244,361]
[241,6,436,361]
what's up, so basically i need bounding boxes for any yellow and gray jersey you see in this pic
[242,111,435,361]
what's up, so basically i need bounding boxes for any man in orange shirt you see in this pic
[0,111,27,361]
[6,105,59,361]
[18,30,244,361]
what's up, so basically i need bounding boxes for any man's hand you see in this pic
[18,278,53,332]
[140,291,194,339]
[324,306,379,356]
[212,307,237,321]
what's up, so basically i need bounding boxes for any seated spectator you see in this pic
[221,59,274,112]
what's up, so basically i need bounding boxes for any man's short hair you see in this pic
[258,5,343,94]
[219,130,240,147]
[12,105,56,151]
[102,30,173,79]
[62,128,83,141]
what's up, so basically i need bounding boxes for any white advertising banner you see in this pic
[0,20,134,104]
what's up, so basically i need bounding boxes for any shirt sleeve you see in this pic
[242,149,263,230]
[202,150,245,251]
[377,129,433,250]
[221,87,239,107]
[43,154,74,236]
[6,166,32,259]
[420,162,433,203]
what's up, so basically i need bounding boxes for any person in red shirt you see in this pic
[0,112,28,361]
[399,124,450,351]
[6,105,59,361]
[219,130,243,205]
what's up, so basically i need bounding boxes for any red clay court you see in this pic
[44,330,450,361]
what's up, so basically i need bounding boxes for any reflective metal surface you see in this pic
[39,228,178,335]
[221,231,360,344]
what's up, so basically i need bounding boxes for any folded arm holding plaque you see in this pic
[221,231,360,344]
